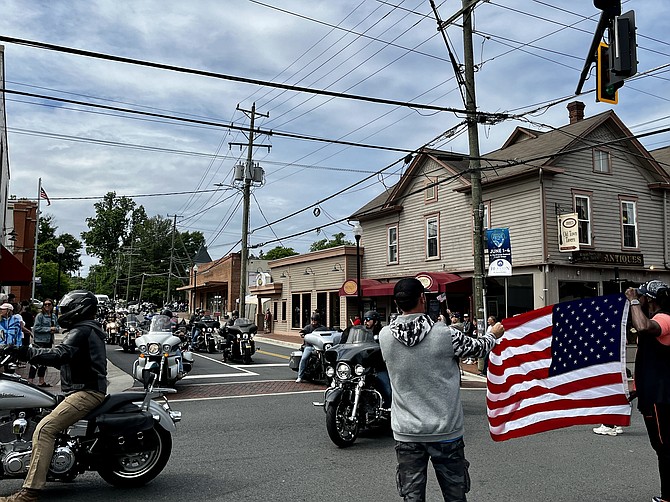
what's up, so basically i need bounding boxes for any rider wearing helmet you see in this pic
[0,290,107,502]
[295,313,324,383]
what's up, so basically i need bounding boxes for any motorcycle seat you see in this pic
[85,392,147,418]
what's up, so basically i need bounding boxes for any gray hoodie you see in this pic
[379,313,495,443]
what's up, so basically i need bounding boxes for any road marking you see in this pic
[229,363,287,368]
[171,389,324,403]
[256,349,290,360]
[191,352,256,374]
[183,373,259,379]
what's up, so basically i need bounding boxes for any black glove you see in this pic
[2,344,29,362]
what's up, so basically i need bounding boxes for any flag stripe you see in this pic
[491,413,631,441]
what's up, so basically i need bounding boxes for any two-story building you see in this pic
[347,101,670,324]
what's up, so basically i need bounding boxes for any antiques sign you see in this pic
[571,250,644,266]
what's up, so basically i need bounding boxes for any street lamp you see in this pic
[192,264,198,313]
[56,243,65,301]
[353,222,363,319]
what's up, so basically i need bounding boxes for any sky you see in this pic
[1,0,668,276]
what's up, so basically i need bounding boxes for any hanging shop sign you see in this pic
[558,212,580,252]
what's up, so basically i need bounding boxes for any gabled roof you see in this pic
[500,126,545,149]
[193,244,212,264]
[351,148,469,220]
[650,145,670,176]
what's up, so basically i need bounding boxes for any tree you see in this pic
[309,232,353,252]
[36,262,71,300]
[81,192,147,266]
[263,246,299,260]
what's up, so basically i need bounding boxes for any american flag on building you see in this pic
[40,187,51,206]
[486,294,632,442]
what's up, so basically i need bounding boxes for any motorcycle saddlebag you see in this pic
[288,351,303,370]
[96,410,154,435]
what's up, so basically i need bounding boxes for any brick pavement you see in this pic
[172,379,326,400]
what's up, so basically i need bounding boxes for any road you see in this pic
[0,340,659,501]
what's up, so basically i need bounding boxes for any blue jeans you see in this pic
[191,327,200,346]
[395,438,470,502]
[376,370,392,407]
[297,346,314,379]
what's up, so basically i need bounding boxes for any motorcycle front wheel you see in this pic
[97,426,172,487]
[326,397,359,448]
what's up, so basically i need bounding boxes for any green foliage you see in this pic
[309,232,353,252]
[263,246,299,260]
[36,262,71,300]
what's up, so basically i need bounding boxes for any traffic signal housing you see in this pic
[596,42,624,104]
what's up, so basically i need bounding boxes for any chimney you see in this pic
[567,101,585,124]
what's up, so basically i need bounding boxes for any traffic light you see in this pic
[596,42,623,104]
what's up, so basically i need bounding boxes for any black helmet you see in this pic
[363,310,380,322]
[58,290,98,329]
[310,313,320,322]
[161,309,173,318]
[232,310,239,317]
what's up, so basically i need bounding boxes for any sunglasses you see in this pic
[44,303,53,306]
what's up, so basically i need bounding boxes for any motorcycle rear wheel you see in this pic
[97,426,172,487]
[326,398,359,448]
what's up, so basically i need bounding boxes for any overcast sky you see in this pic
[2,0,668,275]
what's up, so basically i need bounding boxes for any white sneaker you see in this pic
[295,377,302,383]
[614,426,624,435]
[593,425,617,436]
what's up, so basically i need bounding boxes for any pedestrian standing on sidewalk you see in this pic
[379,278,501,501]
[625,280,670,502]
[28,299,59,387]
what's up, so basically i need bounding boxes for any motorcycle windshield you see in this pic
[149,315,173,333]
[233,318,254,328]
[325,327,382,368]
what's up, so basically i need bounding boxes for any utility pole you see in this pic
[461,0,485,333]
[166,214,179,304]
[229,103,270,318]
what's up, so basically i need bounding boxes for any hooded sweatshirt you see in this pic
[379,313,495,443]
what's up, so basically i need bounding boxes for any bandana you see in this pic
[389,314,434,347]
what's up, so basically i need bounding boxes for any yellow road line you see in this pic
[256,349,290,360]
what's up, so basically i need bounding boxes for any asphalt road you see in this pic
[0,340,659,501]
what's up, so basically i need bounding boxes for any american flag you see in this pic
[486,294,632,442]
[40,187,51,206]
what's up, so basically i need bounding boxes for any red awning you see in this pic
[339,278,397,297]
[415,271,462,292]
[0,245,32,286]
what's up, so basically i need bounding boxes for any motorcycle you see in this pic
[133,315,194,387]
[314,326,390,448]
[220,318,257,364]
[0,354,181,487]
[105,317,120,345]
[288,328,342,383]
[191,318,219,353]
[119,317,142,353]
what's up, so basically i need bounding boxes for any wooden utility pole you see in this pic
[229,103,270,318]
[166,214,179,304]
[462,0,485,332]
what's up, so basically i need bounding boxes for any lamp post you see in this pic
[353,222,363,319]
[56,243,65,301]
[192,264,198,313]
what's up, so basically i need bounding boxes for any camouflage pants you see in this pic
[395,438,470,502]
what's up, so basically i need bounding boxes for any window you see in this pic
[387,225,398,264]
[621,200,638,249]
[425,178,437,202]
[593,149,611,174]
[425,215,439,259]
[574,194,591,245]
[483,200,491,230]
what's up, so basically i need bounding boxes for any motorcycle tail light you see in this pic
[354,364,365,376]
[336,363,351,380]
[326,366,335,378]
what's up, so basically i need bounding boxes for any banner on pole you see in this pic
[486,228,512,277]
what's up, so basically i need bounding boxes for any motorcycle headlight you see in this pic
[207,327,212,332]
[336,362,351,380]
[242,334,248,340]
[147,343,160,355]
[139,344,147,353]
[162,344,172,352]
[129,327,135,332]
[324,343,332,351]
[326,366,335,377]
[354,364,365,376]
[236,334,241,339]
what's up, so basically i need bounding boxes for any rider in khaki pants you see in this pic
[0,290,107,502]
